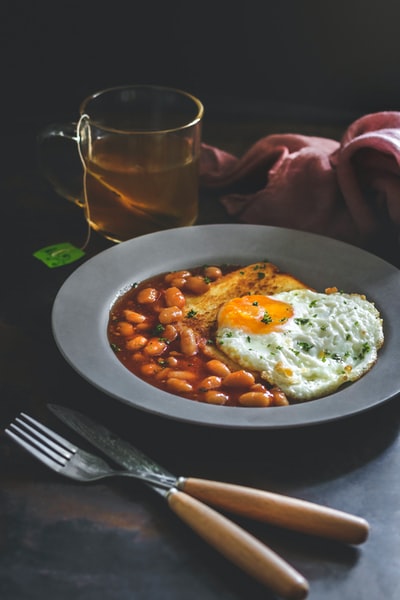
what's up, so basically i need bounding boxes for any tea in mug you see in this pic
[83,135,199,242]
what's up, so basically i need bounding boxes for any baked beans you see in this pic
[108,265,290,407]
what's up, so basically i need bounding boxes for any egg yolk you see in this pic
[218,295,293,334]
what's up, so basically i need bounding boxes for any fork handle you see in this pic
[167,489,308,599]
[178,478,369,545]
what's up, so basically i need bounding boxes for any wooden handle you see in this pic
[167,489,308,599]
[179,478,369,545]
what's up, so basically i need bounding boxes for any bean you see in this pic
[125,335,148,351]
[149,299,165,314]
[166,356,179,367]
[144,338,167,356]
[180,327,198,356]
[184,276,210,295]
[141,363,162,377]
[204,390,229,405]
[167,377,193,393]
[206,359,231,378]
[158,306,183,324]
[155,367,171,381]
[223,370,255,388]
[168,370,197,381]
[123,309,146,324]
[204,266,222,280]
[250,383,268,393]
[238,391,273,407]
[164,270,191,284]
[271,387,290,406]
[117,321,135,337]
[164,287,186,308]
[137,287,159,304]
[163,324,178,342]
[199,376,222,390]
[135,322,152,332]
[169,277,187,289]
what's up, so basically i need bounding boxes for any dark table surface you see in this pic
[1,109,399,600]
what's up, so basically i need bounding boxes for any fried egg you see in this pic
[216,289,384,401]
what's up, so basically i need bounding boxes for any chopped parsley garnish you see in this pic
[354,342,371,361]
[186,309,197,318]
[294,318,310,325]
[297,341,314,352]
[261,311,272,324]
[153,323,165,335]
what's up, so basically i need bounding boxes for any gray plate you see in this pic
[51,224,400,429]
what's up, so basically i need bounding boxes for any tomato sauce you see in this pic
[107,265,289,408]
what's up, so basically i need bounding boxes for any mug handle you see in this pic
[37,122,85,207]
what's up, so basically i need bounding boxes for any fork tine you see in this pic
[5,426,66,471]
[19,413,77,456]
[5,413,77,472]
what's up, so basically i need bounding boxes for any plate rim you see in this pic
[51,224,400,429]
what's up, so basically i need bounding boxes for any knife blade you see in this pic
[48,403,369,546]
[49,403,177,491]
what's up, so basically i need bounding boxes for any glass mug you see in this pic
[38,85,204,242]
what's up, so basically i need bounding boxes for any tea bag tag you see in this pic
[33,242,85,268]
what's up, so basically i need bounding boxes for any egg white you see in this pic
[216,289,384,401]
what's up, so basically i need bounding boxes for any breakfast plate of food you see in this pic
[52,224,400,428]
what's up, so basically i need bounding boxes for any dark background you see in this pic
[1,6,400,599]
[2,0,400,135]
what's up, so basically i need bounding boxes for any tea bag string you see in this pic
[76,113,92,251]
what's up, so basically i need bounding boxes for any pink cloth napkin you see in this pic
[200,112,400,263]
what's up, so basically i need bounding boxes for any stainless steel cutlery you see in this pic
[5,405,370,599]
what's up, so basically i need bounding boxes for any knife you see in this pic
[48,403,369,548]
[48,403,311,599]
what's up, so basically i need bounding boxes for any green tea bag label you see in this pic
[33,243,85,268]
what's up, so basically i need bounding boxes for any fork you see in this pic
[5,413,175,489]
[4,412,310,600]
